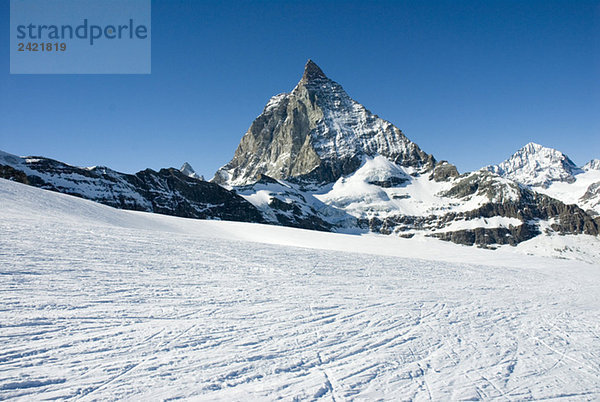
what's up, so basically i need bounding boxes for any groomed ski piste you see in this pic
[1,178,599,400]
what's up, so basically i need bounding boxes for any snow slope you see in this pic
[1,179,599,400]
[314,156,517,220]
[536,168,600,215]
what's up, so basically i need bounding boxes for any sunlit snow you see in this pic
[1,179,599,400]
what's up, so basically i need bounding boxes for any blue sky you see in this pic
[1,0,599,177]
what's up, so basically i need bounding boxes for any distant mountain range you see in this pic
[1,60,598,248]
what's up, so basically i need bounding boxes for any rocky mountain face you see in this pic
[214,60,435,187]
[2,61,598,248]
[0,151,264,223]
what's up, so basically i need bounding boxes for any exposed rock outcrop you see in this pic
[0,152,264,224]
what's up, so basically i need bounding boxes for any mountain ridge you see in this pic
[1,61,598,248]
[486,143,600,215]
[0,150,264,224]
[211,60,598,246]
[486,142,583,188]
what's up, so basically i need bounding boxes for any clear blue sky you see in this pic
[1,0,599,177]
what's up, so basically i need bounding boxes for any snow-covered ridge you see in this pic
[487,143,600,215]
[584,159,600,171]
[263,93,288,113]
[537,168,600,215]
[314,155,450,218]
[0,149,152,208]
[486,142,582,188]
[0,150,263,223]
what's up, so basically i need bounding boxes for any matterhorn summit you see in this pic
[213,59,434,186]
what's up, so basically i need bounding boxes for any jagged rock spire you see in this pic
[301,59,327,82]
[213,60,435,186]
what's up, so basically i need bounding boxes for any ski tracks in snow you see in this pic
[1,214,600,399]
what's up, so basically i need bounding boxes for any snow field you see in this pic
[1,179,599,400]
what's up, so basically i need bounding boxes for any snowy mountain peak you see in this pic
[522,142,544,153]
[583,159,600,171]
[213,61,434,186]
[301,59,328,82]
[180,162,203,180]
[486,143,581,188]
